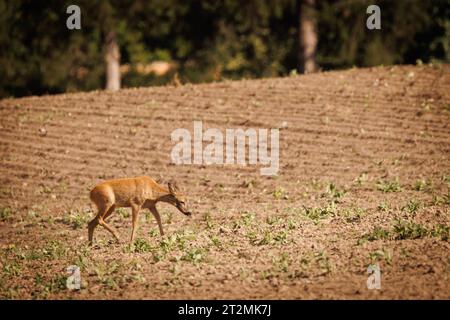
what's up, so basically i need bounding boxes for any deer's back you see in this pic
[90,176,155,207]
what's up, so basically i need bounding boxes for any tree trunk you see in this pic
[297,0,318,74]
[105,31,120,91]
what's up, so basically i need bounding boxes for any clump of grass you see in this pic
[240,212,255,226]
[376,178,402,192]
[340,207,366,223]
[159,236,178,254]
[402,199,421,214]
[250,229,288,246]
[2,261,22,276]
[273,231,288,244]
[296,250,333,275]
[392,219,428,240]
[33,274,67,298]
[148,229,158,237]
[72,246,91,271]
[0,207,12,222]
[315,251,332,275]
[129,238,153,253]
[232,212,256,230]
[431,193,450,206]
[63,209,92,229]
[210,235,223,249]
[94,262,123,289]
[323,183,346,202]
[272,252,291,273]
[368,249,392,266]
[363,227,391,241]
[265,216,282,225]
[203,212,214,229]
[355,173,368,185]
[430,224,449,241]
[377,201,390,212]
[181,247,207,264]
[116,208,130,219]
[302,203,336,223]
[414,178,432,191]
[41,240,68,260]
[161,231,195,252]
[287,218,297,230]
[272,187,288,200]
[361,220,449,242]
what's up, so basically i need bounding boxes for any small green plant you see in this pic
[255,230,273,246]
[376,178,402,192]
[323,183,346,202]
[368,249,392,266]
[203,212,214,229]
[315,251,332,275]
[340,207,366,223]
[64,209,91,229]
[250,229,288,246]
[182,248,207,264]
[272,252,291,273]
[303,203,336,223]
[38,185,52,195]
[46,275,67,294]
[431,193,450,206]
[240,212,255,226]
[430,224,449,241]
[414,178,432,191]
[2,262,22,276]
[355,173,368,185]
[393,219,428,240]
[0,207,12,222]
[361,227,390,242]
[287,218,297,230]
[210,235,223,249]
[265,216,282,225]
[377,201,390,212]
[273,231,288,244]
[131,238,153,253]
[26,249,45,260]
[272,187,288,200]
[41,240,68,259]
[116,208,130,219]
[94,262,122,289]
[159,236,177,253]
[403,199,421,214]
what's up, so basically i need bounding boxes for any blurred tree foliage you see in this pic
[0,0,448,98]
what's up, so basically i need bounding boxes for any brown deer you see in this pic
[88,176,191,245]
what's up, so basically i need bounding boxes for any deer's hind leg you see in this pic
[89,204,120,244]
[98,205,120,242]
[88,205,106,245]
[102,204,116,222]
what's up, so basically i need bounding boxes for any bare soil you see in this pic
[0,65,449,299]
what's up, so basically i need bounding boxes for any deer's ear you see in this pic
[168,181,179,194]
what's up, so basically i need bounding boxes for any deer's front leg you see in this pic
[130,204,141,244]
[149,205,164,236]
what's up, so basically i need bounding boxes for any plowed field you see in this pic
[0,65,449,299]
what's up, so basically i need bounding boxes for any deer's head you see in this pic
[168,181,192,216]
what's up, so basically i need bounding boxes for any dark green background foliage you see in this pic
[0,0,449,98]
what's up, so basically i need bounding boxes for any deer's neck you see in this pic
[156,193,171,203]
[153,189,176,206]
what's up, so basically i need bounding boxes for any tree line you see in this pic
[0,0,448,98]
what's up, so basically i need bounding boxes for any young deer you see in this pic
[88,176,191,245]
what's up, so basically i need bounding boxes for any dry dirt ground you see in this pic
[0,65,449,299]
